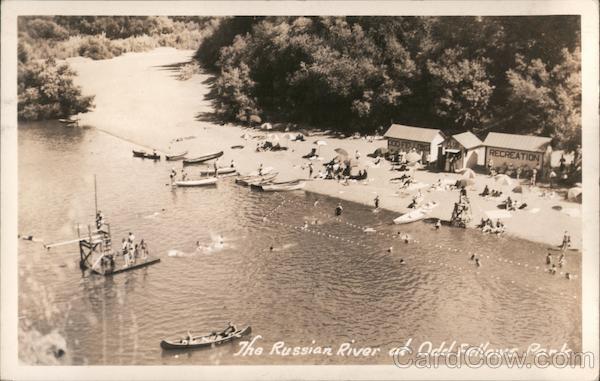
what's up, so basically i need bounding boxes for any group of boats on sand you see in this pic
[133,148,306,192]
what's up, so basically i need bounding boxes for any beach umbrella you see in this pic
[314,140,327,155]
[461,168,476,179]
[567,187,582,203]
[334,148,349,157]
[249,115,262,124]
[406,151,421,163]
[494,174,513,187]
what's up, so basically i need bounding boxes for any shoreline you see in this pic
[66,48,581,250]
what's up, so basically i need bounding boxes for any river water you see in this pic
[17,49,581,365]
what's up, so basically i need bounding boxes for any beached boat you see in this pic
[198,167,237,176]
[235,172,278,186]
[182,151,224,165]
[393,209,429,225]
[160,326,251,350]
[175,178,218,187]
[166,151,188,161]
[132,150,160,160]
[59,117,80,125]
[252,180,305,192]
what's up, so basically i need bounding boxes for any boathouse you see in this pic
[383,124,446,162]
[483,132,552,175]
[441,131,484,171]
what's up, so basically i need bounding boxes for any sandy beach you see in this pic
[69,48,582,249]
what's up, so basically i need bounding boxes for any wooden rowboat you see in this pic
[175,178,218,187]
[198,167,237,176]
[132,150,160,160]
[182,151,224,165]
[235,172,278,186]
[166,151,188,161]
[393,209,428,225]
[252,180,305,192]
[160,326,251,350]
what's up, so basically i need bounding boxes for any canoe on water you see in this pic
[175,177,218,187]
[160,326,252,350]
[393,209,429,225]
[252,180,306,192]
[183,151,224,165]
[198,167,237,176]
[166,151,188,161]
[133,150,160,160]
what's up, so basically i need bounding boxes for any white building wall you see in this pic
[429,133,445,162]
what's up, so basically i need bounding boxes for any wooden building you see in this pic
[383,124,446,162]
[483,132,552,174]
[441,131,484,171]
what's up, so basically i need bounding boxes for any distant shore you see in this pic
[69,48,582,249]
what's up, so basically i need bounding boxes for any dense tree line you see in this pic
[196,16,581,150]
[18,16,215,121]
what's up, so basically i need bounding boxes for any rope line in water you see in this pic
[260,196,578,296]
[275,196,578,280]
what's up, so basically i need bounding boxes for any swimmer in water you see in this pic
[435,219,441,230]
[399,258,405,265]
[269,246,274,251]
[546,253,552,265]
[303,221,309,229]
[475,258,481,267]
[387,247,393,253]
[403,234,410,243]
[550,264,557,275]
[566,272,572,280]
[470,254,475,261]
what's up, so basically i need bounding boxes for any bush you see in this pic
[18,59,94,121]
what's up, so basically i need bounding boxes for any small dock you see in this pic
[91,257,161,276]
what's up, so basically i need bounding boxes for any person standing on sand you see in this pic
[531,167,537,186]
[308,162,313,178]
[546,252,553,265]
[258,163,263,176]
[549,169,557,188]
[213,158,219,176]
[435,219,442,230]
[561,231,571,251]
[374,194,380,209]
[488,158,494,175]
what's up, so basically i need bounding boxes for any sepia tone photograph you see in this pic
[1,1,598,380]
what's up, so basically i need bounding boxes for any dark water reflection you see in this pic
[18,122,581,365]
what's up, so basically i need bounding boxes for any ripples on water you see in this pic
[18,122,581,365]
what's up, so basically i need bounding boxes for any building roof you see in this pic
[483,132,552,152]
[384,124,444,143]
[451,131,483,150]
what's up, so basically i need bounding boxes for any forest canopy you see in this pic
[196,16,581,150]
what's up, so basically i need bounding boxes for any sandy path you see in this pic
[69,48,581,248]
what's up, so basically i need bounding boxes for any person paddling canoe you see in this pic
[222,322,237,336]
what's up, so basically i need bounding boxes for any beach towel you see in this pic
[485,210,512,219]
